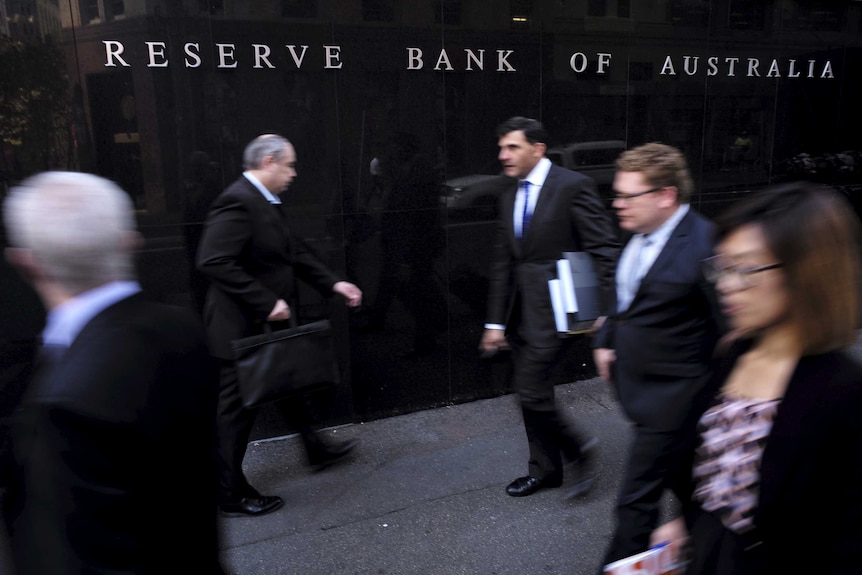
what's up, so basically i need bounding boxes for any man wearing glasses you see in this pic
[592,142,725,569]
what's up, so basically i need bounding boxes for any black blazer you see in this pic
[197,176,341,359]
[593,208,723,430]
[486,164,619,349]
[2,294,223,575]
[676,342,862,574]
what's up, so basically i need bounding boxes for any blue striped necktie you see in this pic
[520,180,532,237]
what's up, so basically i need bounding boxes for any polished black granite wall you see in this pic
[1,1,861,439]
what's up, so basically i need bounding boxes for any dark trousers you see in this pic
[511,340,589,480]
[602,424,687,566]
[683,508,765,575]
[215,360,324,503]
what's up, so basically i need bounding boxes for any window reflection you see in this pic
[588,0,607,17]
[282,0,317,19]
[79,0,100,24]
[435,0,462,25]
[363,0,394,22]
[728,0,765,30]
[109,0,124,20]
[511,0,532,29]
[670,0,709,27]
[782,1,846,31]
[198,0,224,16]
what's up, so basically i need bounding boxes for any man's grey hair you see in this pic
[242,134,290,170]
[4,171,137,295]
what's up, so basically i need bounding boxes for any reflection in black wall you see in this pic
[1,0,862,437]
[0,36,71,180]
[347,131,451,418]
[87,71,145,208]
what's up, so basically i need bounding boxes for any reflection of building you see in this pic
[68,0,127,25]
[2,0,61,43]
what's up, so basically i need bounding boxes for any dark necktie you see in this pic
[520,181,532,238]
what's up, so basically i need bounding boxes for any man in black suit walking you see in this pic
[197,134,362,517]
[480,117,620,497]
[592,143,724,567]
[2,172,224,574]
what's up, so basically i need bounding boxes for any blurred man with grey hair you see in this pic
[2,172,224,574]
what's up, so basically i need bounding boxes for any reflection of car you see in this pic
[441,140,626,216]
[440,156,508,211]
[440,172,509,223]
[545,140,626,197]
[443,142,626,317]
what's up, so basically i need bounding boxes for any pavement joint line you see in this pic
[250,422,357,446]
[220,527,299,549]
[583,392,615,411]
[313,483,506,533]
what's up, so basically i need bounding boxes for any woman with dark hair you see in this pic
[651,182,862,574]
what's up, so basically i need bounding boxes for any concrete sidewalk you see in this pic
[219,376,634,575]
[6,338,862,573]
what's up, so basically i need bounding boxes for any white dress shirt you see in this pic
[243,172,281,204]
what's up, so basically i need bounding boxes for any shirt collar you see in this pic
[42,281,141,348]
[644,203,690,246]
[522,157,552,188]
[243,172,282,205]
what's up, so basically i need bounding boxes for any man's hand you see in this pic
[593,347,616,383]
[479,329,510,355]
[333,281,363,307]
[589,315,607,337]
[650,517,688,561]
[267,299,291,321]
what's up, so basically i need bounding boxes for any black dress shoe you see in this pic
[505,474,562,497]
[308,438,359,472]
[219,495,284,517]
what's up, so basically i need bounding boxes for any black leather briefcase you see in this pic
[231,319,340,409]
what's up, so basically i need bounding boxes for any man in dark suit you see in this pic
[592,143,723,567]
[197,134,362,517]
[1,172,224,574]
[480,117,620,497]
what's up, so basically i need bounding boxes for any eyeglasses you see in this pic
[702,255,783,288]
[612,187,663,202]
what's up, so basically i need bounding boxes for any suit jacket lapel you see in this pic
[525,168,556,245]
[755,353,831,522]
[241,178,289,244]
[501,182,519,254]
[628,210,693,308]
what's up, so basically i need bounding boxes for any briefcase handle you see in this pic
[262,313,298,334]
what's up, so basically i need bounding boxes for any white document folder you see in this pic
[548,252,602,333]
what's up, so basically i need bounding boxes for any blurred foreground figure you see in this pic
[593,143,724,568]
[2,172,224,574]
[653,182,862,574]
